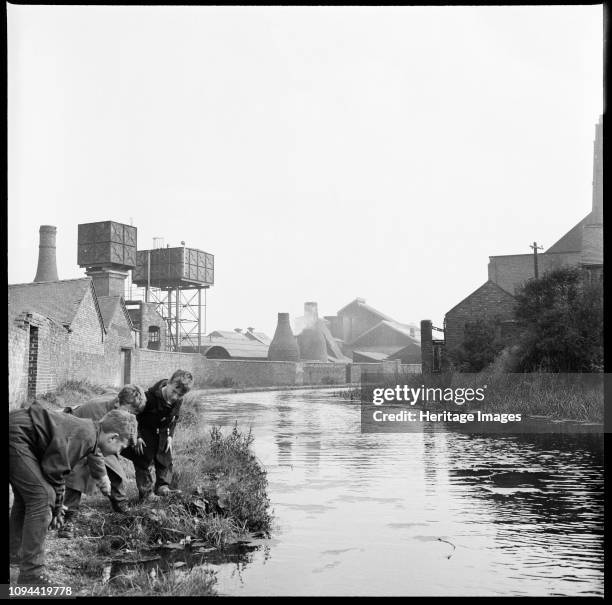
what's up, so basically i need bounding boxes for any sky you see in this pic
[7,5,604,338]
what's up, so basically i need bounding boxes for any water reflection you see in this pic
[189,389,603,596]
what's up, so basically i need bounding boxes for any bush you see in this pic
[512,267,603,372]
[200,425,272,533]
[447,319,505,372]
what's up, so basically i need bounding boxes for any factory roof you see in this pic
[206,329,271,344]
[202,339,269,359]
[8,278,105,333]
[352,350,392,362]
[348,320,420,347]
[336,298,394,321]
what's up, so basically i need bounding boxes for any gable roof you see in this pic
[97,296,135,331]
[349,319,420,346]
[546,212,592,254]
[8,278,105,333]
[336,298,394,321]
[445,280,516,316]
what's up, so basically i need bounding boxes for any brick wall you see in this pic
[488,251,582,295]
[444,281,517,353]
[9,319,29,407]
[200,359,299,387]
[9,312,72,408]
[131,349,207,389]
[302,362,347,385]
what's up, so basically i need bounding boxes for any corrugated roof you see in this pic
[203,338,269,359]
[8,278,105,332]
[207,330,249,340]
[245,331,271,345]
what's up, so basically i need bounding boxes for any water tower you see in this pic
[132,244,214,352]
[77,221,137,296]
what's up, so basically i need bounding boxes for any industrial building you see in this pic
[324,298,421,363]
[422,116,604,371]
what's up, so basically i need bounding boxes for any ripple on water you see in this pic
[194,390,603,596]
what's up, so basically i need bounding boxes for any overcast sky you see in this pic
[7,5,603,337]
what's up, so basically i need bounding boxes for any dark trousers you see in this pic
[9,427,55,576]
[64,466,127,514]
[122,433,172,498]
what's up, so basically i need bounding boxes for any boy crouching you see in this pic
[59,385,146,538]
[9,403,137,586]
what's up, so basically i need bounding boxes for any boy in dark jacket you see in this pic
[9,403,137,585]
[58,385,146,538]
[123,369,194,500]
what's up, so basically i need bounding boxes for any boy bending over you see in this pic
[59,385,146,538]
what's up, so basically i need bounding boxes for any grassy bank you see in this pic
[337,371,604,423]
[11,382,273,596]
[37,379,118,409]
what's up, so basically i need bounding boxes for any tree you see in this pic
[447,319,505,372]
[512,267,603,372]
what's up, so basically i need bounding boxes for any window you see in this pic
[148,326,160,343]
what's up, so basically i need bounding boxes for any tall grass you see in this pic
[173,409,273,533]
[352,370,603,422]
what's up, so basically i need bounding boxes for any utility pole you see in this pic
[530,241,544,279]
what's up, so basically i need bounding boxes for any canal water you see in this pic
[189,389,603,596]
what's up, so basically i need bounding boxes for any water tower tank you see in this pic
[77,221,137,269]
[132,247,214,288]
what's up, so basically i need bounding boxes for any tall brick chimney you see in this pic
[34,225,59,282]
[304,301,319,327]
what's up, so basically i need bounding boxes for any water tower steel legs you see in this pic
[167,289,173,351]
[198,288,202,353]
[175,286,180,352]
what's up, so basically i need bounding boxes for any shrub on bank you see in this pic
[174,423,273,533]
